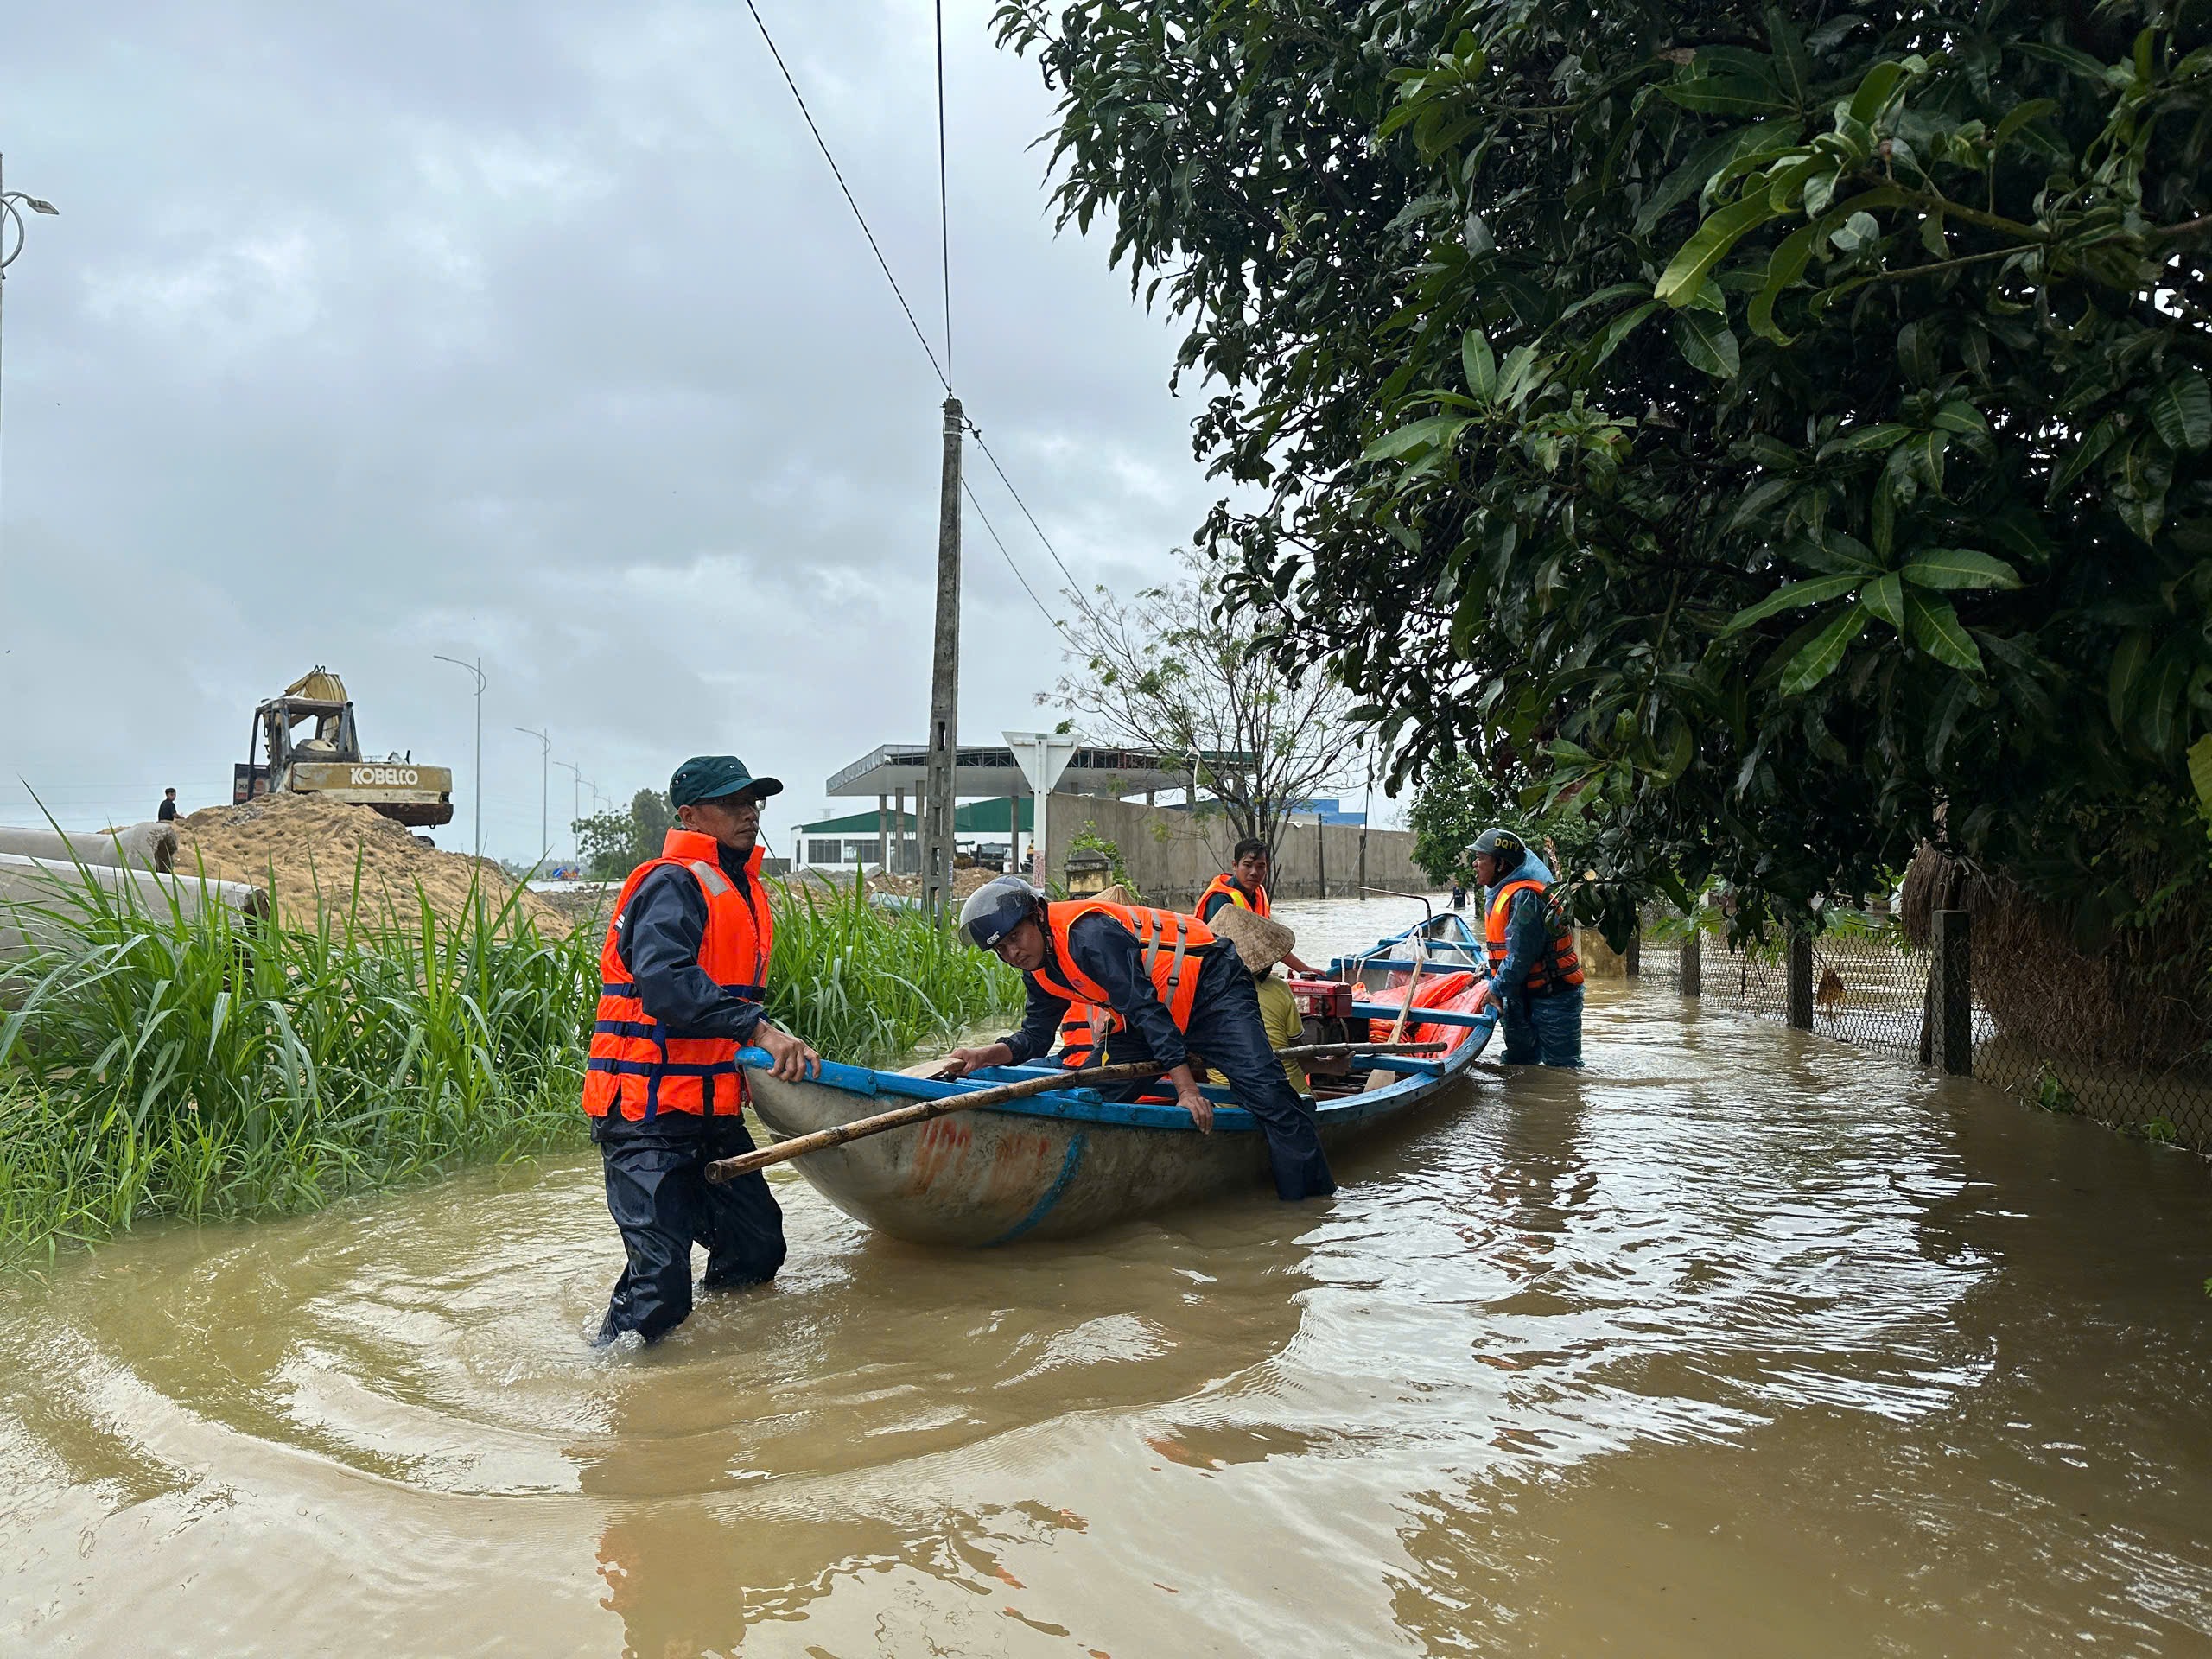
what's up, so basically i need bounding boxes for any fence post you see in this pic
[1787,933,1814,1029]
[1681,925,1701,997]
[1625,919,1642,977]
[1931,908,1973,1077]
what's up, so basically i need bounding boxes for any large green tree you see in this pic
[996,0,2212,950]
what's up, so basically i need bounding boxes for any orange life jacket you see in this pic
[1033,900,1215,1033]
[1484,877,1585,995]
[1196,872,1268,922]
[583,829,774,1120]
[1055,1001,1124,1067]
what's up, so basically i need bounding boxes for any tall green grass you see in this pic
[0,865,1020,1262]
[766,878,1024,1060]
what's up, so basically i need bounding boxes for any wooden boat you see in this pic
[741,909,1500,1245]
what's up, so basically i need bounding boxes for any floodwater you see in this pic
[3,894,2210,1656]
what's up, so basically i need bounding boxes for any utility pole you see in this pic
[434,653,486,868]
[515,727,550,859]
[1358,747,1375,902]
[921,395,963,923]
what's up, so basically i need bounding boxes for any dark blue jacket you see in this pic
[1000,912,1192,1071]
[613,844,770,1046]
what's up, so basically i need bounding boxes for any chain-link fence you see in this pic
[1630,906,2212,1156]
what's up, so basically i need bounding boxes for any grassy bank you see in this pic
[0,869,1020,1262]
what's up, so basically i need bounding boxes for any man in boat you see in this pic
[1204,903,1310,1093]
[1465,826,1585,1066]
[943,877,1336,1200]
[1196,838,1319,976]
[582,754,820,1346]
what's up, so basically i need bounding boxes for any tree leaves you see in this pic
[2149,371,2212,454]
[1903,590,1982,671]
[1899,549,2023,589]
[1721,572,1866,633]
[1656,193,1782,307]
[1860,571,1905,626]
[1462,329,1497,400]
[1675,308,1741,378]
[1588,301,1660,372]
[1363,414,1470,461]
[1780,601,1870,695]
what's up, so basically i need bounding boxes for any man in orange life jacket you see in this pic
[1465,826,1585,1067]
[942,877,1335,1200]
[582,754,820,1346]
[1195,837,1319,976]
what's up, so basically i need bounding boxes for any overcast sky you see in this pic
[0,0,1388,860]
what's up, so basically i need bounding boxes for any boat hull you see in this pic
[746,908,1497,1246]
[748,1074,1280,1244]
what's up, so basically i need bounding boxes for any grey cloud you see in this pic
[2,1,1389,854]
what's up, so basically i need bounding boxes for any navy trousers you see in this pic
[1180,949,1336,1201]
[1499,984,1585,1067]
[594,1114,786,1344]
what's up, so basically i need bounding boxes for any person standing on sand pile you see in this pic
[1195,837,1320,976]
[582,754,819,1347]
[1465,827,1585,1067]
[156,788,179,823]
[943,877,1335,1201]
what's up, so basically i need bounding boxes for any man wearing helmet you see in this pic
[943,878,1335,1201]
[1466,826,1586,1066]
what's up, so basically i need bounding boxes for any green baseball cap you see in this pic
[669,754,785,807]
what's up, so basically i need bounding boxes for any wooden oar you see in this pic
[1369,921,1439,1091]
[705,1040,1447,1183]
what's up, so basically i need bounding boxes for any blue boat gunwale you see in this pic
[739,908,1494,1136]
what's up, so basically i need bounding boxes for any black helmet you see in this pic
[959,876,1046,949]
[1467,826,1527,876]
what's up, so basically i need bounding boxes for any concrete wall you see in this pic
[1036,795,1430,906]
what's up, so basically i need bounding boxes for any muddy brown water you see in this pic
[3,895,2209,1656]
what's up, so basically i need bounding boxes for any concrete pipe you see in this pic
[0,852,269,963]
[0,821,181,875]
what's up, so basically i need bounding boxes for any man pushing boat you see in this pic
[582,754,820,1346]
[942,877,1336,1201]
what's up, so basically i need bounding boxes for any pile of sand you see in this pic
[175,793,571,936]
[868,866,1001,900]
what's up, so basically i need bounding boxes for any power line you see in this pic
[741,4,1101,641]
[969,427,1116,629]
[741,0,950,393]
[934,0,954,386]
[961,475,1065,636]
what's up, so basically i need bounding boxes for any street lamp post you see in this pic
[433,654,486,867]
[1,155,61,560]
[556,760,584,862]
[515,726,550,861]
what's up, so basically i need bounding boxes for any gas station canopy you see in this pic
[825,742,1253,800]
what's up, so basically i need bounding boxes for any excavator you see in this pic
[232,668,455,827]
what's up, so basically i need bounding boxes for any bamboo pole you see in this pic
[707,1040,1447,1183]
[1367,920,1438,1090]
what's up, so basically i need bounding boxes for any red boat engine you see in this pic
[1287,978,1357,1076]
